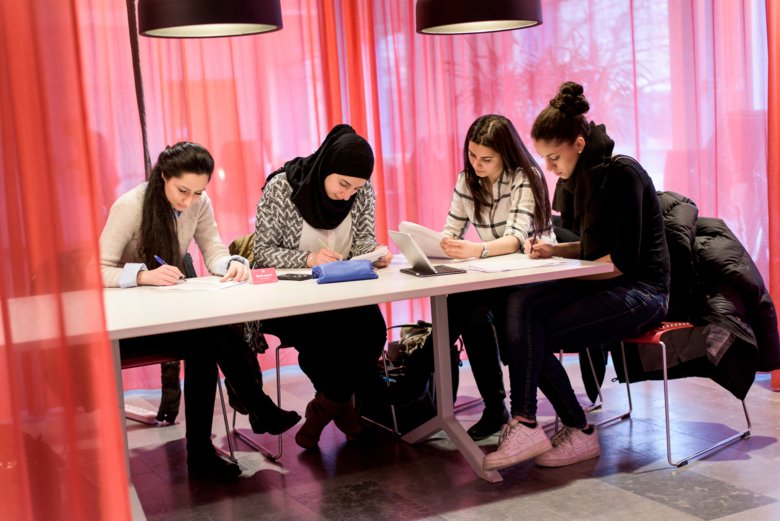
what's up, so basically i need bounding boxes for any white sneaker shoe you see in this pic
[482,420,552,471]
[534,425,601,467]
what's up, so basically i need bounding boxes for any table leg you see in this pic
[402,295,502,483]
[112,339,149,521]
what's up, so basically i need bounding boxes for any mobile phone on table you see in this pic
[277,273,312,281]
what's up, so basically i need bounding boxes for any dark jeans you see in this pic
[120,325,269,453]
[447,291,506,410]
[262,304,387,404]
[502,278,668,427]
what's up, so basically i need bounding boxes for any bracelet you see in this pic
[227,255,249,267]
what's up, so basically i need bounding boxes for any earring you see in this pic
[578,149,582,154]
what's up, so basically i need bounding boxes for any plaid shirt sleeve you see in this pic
[442,171,470,238]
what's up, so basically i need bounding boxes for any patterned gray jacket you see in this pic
[252,172,379,268]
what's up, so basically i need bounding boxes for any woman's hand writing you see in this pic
[524,237,554,259]
[307,247,343,267]
[138,265,184,286]
[440,237,480,259]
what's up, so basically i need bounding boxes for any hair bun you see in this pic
[550,81,589,117]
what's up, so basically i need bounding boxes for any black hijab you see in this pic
[266,124,374,230]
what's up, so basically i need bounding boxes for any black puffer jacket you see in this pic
[657,191,698,320]
[693,217,780,365]
[626,192,780,399]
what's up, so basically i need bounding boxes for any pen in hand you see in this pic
[153,255,185,280]
[527,234,540,257]
[317,239,342,260]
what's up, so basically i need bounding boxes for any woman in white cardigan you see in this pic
[100,142,300,481]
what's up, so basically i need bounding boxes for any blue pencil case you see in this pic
[311,260,378,284]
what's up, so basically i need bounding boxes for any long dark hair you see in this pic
[531,81,591,145]
[137,142,214,269]
[463,114,551,236]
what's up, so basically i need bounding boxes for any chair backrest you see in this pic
[229,233,255,266]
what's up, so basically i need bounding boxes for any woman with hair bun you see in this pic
[483,82,670,471]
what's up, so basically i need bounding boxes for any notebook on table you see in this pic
[388,230,467,277]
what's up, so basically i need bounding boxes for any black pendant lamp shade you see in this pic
[139,0,283,38]
[416,0,542,35]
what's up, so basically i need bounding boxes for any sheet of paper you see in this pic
[152,276,248,291]
[351,245,389,262]
[398,221,451,258]
[466,258,567,273]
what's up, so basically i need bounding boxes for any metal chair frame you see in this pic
[622,322,751,467]
[551,343,632,432]
[230,342,293,460]
[555,322,750,467]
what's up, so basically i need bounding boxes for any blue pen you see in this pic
[154,255,185,281]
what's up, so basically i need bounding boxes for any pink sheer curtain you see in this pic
[1,1,130,520]
[79,1,770,384]
[766,0,780,390]
[1,1,773,517]
[375,0,769,270]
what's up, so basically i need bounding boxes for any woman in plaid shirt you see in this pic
[439,114,555,441]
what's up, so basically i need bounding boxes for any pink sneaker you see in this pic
[534,425,601,467]
[482,420,552,471]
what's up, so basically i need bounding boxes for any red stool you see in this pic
[622,321,751,467]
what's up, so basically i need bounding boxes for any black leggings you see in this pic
[262,305,387,403]
[120,325,268,453]
[447,291,506,409]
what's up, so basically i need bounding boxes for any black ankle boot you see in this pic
[187,446,241,481]
[248,395,301,435]
[467,405,510,441]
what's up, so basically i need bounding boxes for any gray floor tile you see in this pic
[127,361,780,521]
[601,465,777,520]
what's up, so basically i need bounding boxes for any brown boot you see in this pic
[295,394,345,450]
[333,400,363,440]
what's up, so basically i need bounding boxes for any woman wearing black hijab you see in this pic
[252,124,392,449]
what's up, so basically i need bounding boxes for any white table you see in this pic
[104,255,612,517]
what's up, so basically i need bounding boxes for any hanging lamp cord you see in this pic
[126,0,152,179]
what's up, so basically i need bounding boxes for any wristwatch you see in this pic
[480,243,489,259]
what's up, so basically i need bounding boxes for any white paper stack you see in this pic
[467,258,567,273]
